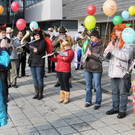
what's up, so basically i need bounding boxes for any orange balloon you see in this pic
[103,0,117,17]
[0,5,4,14]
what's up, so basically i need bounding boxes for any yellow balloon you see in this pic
[103,0,117,17]
[128,6,135,16]
[84,16,96,30]
[0,5,4,14]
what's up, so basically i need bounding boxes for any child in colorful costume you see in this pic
[0,39,11,127]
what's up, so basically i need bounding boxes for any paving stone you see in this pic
[57,126,77,135]
[13,119,31,127]
[122,130,135,135]
[0,128,19,135]
[39,128,60,135]
[96,126,118,135]
[71,122,92,132]
[16,125,36,134]
[86,120,106,129]
[33,122,53,131]
[81,129,101,135]
[110,123,132,133]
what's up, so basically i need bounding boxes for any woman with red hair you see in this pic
[104,24,134,119]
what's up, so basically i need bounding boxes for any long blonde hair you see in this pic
[60,39,72,50]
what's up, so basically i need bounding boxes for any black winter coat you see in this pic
[25,39,46,67]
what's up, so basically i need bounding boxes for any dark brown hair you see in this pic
[0,26,6,32]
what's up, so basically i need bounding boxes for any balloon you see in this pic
[84,15,96,30]
[128,6,135,16]
[122,28,135,44]
[29,21,39,31]
[0,5,4,14]
[87,5,96,15]
[16,19,26,31]
[121,10,129,20]
[103,0,117,17]
[11,1,20,12]
[113,16,122,25]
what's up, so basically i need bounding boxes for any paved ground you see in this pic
[1,61,135,135]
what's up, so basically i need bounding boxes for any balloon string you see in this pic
[12,13,15,33]
[103,16,109,47]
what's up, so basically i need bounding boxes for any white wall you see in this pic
[25,0,62,23]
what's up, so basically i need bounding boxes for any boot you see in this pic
[63,92,70,104]
[33,86,39,99]
[58,90,65,103]
[37,87,44,100]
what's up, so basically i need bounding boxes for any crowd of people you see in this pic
[0,23,135,127]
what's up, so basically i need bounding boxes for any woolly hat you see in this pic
[59,26,66,33]
[90,30,100,38]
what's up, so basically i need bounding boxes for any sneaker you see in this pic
[106,109,119,115]
[117,112,126,119]
[94,106,100,110]
[84,103,91,107]
[75,68,79,70]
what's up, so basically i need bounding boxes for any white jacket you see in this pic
[108,40,134,78]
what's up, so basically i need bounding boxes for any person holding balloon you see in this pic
[24,27,46,100]
[105,24,134,119]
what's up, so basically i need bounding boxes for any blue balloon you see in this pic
[121,10,129,20]
[122,28,135,44]
[29,21,39,31]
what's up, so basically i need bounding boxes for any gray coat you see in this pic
[108,40,134,78]
[10,37,21,60]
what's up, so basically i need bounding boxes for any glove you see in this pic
[54,52,58,57]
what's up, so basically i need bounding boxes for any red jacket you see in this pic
[44,37,53,54]
[50,49,74,73]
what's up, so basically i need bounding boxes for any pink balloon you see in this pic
[11,1,20,12]
[87,5,96,15]
[16,19,26,31]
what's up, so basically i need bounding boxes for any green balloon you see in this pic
[113,16,122,25]
[84,15,96,30]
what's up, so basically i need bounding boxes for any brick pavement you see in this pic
[0,62,135,135]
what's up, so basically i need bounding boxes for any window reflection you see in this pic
[27,0,42,6]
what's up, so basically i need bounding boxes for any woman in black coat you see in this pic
[25,28,46,100]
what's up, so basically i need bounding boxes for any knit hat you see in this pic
[90,30,100,38]
[59,26,66,33]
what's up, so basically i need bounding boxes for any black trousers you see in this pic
[17,55,26,76]
[57,72,71,92]
[48,57,55,71]
[1,70,8,100]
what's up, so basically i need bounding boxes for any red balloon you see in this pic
[87,5,96,15]
[11,1,20,12]
[16,19,26,31]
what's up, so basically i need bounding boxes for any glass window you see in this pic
[26,0,42,7]
[100,24,108,36]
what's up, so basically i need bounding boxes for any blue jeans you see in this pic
[30,66,44,87]
[84,71,102,106]
[77,49,82,69]
[111,78,128,112]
